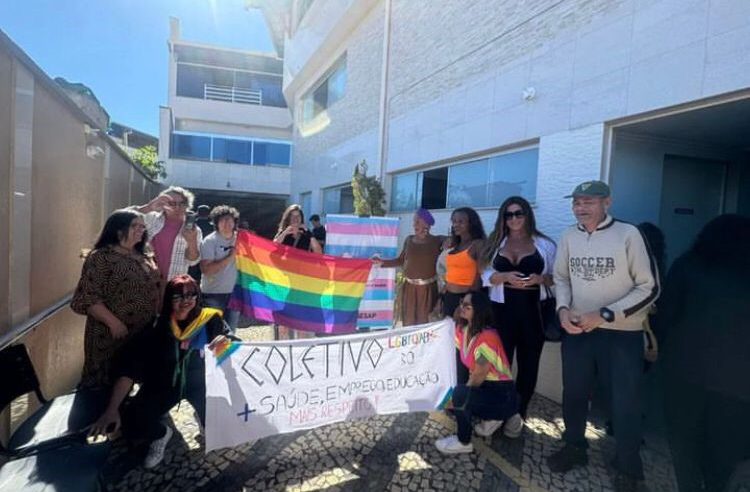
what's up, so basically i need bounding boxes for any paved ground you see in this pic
[100,326,678,492]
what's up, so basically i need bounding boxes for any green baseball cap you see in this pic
[565,180,611,198]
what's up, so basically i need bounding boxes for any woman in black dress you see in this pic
[273,204,322,254]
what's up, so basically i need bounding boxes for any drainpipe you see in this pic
[377,0,393,194]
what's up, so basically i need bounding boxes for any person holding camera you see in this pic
[480,196,556,420]
[199,205,240,333]
[273,204,322,254]
[133,186,201,282]
[548,181,659,492]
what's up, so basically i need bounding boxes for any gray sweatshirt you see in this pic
[554,215,660,331]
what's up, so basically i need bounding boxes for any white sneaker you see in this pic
[503,413,524,438]
[435,435,473,454]
[474,419,504,437]
[144,425,173,469]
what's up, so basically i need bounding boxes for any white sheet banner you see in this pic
[204,319,457,452]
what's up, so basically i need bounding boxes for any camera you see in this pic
[185,213,197,230]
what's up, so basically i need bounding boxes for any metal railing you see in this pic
[204,84,262,105]
[0,294,73,351]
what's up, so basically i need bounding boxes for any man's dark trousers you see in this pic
[561,329,644,478]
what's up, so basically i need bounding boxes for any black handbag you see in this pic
[539,285,562,342]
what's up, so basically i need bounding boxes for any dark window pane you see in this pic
[212,138,227,162]
[254,142,290,166]
[226,140,252,164]
[339,186,354,214]
[421,168,448,209]
[171,134,210,160]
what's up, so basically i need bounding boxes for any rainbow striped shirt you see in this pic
[455,326,513,382]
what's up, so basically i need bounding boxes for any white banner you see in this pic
[204,319,457,452]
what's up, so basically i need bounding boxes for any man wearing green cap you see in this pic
[547,180,660,491]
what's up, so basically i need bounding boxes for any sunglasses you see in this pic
[171,293,198,302]
[503,210,526,219]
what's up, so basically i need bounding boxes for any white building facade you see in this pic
[258,0,750,401]
[159,17,294,235]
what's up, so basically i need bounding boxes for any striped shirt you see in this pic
[455,326,513,382]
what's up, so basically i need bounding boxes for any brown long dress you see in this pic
[385,235,443,326]
[71,246,161,388]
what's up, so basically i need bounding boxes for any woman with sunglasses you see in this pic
[88,275,231,469]
[435,290,522,454]
[480,196,556,419]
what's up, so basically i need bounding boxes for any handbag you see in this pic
[539,285,562,342]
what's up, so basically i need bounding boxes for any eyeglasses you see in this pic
[171,201,188,208]
[503,210,526,220]
[171,293,198,302]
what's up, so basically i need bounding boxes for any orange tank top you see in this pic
[445,248,478,286]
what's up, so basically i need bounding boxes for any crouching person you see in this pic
[88,274,230,468]
[435,290,524,454]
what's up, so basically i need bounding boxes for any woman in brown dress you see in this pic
[374,208,443,326]
[71,209,161,389]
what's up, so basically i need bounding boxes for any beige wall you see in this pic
[0,35,161,442]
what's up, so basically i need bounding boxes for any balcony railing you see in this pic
[204,84,263,105]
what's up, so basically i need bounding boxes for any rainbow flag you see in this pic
[228,232,373,334]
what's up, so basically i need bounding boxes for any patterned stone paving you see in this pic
[97,326,678,492]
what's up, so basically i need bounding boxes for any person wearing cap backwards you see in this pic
[547,180,660,492]
[373,208,444,326]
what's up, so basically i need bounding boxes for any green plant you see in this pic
[351,160,386,217]
[131,145,167,180]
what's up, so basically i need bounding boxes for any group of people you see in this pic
[69,181,750,492]
[379,180,749,492]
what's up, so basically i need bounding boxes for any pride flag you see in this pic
[228,232,373,334]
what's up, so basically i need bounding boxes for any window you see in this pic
[254,142,291,166]
[421,168,448,209]
[176,64,286,108]
[323,185,354,215]
[389,147,538,211]
[447,158,489,208]
[300,192,312,215]
[302,56,347,124]
[171,134,211,160]
[391,173,419,212]
[170,133,291,166]
[487,148,539,204]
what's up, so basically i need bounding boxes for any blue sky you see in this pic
[1,0,275,136]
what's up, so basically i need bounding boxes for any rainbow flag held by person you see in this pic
[228,232,373,334]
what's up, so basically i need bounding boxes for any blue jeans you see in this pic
[452,381,520,444]
[202,293,239,333]
[562,329,644,478]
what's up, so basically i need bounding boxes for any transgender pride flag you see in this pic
[325,215,400,329]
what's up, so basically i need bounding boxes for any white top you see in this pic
[481,235,557,303]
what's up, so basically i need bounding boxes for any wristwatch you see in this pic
[600,307,615,323]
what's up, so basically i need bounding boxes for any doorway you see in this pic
[658,155,727,265]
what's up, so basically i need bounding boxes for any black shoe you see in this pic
[613,473,642,492]
[547,444,589,473]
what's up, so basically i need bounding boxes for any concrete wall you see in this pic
[385,0,750,174]
[0,33,160,442]
[164,157,292,196]
[288,2,385,215]
[171,96,292,131]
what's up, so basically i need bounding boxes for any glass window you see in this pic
[421,168,448,209]
[447,158,489,208]
[391,173,419,212]
[339,186,354,214]
[171,134,211,160]
[322,188,340,215]
[487,148,539,205]
[226,140,253,164]
[300,192,312,216]
[254,142,291,166]
[302,55,346,124]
